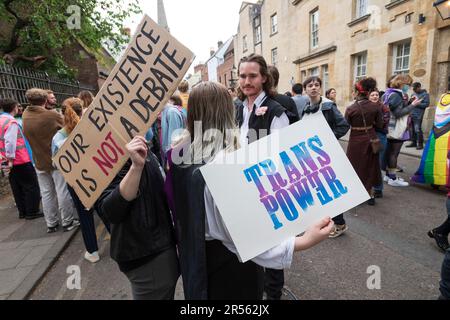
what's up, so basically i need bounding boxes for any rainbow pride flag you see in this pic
[412,93,450,186]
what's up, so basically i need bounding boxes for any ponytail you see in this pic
[62,98,83,134]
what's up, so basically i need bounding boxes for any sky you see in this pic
[124,0,249,74]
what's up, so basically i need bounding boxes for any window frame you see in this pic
[354,52,368,83]
[310,9,319,49]
[392,41,411,75]
[271,47,278,66]
[254,16,262,45]
[356,0,368,19]
[271,13,278,35]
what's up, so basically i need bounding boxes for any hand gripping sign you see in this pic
[200,112,370,262]
[53,15,195,209]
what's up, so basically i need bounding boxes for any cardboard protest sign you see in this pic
[53,15,195,209]
[200,112,370,263]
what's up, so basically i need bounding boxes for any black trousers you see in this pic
[206,240,264,300]
[9,162,41,218]
[264,268,284,300]
[67,186,110,254]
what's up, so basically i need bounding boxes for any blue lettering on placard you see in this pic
[244,135,348,231]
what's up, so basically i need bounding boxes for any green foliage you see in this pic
[0,0,141,78]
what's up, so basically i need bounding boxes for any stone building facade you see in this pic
[234,0,450,136]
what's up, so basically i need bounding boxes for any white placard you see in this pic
[200,112,370,262]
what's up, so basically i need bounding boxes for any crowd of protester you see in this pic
[1,52,449,300]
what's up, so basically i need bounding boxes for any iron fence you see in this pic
[0,64,96,105]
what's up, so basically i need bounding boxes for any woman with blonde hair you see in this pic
[382,74,423,187]
[52,98,110,263]
[167,81,334,300]
[78,90,94,110]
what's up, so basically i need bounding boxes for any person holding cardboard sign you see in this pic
[167,81,334,300]
[52,98,111,263]
[95,136,179,300]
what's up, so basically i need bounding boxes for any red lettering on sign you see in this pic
[92,132,125,176]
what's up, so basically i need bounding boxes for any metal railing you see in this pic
[0,64,96,105]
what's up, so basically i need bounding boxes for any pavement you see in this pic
[0,194,79,300]
[0,140,431,300]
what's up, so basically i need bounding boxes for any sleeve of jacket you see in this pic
[95,163,134,225]
[332,104,350,139]
[374,107,384,130]
[389,94,414,118]
[419,93,430,110]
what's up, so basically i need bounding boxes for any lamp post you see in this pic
[433,0,450,20]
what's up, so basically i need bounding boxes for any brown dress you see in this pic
[345,99,384,191]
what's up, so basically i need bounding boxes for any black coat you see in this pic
[95,153,176,272]
[273,94,300,124]
[236,95,286,143]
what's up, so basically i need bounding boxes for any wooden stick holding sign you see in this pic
[53,15,195,209]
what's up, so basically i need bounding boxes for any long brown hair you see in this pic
[237,54,275,101]
[390,74,413,89]
[78,90,94,109]
[177,82,239,164]
[62,98,83,134]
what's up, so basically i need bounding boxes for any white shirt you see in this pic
[203,94,295,270]
[204,185,295,270]
[240,91,290,146]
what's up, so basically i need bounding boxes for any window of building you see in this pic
[354,52,367,82]
[254,16,262,44]
[393,41,411,75]
[310,10,319,49]
[322,65,329,92]
[271,13,278,35]
[356,0,368,18]
[243,35,248,52]
[301,70,307,82]
[271,48,278,66]
[309,67,319,77]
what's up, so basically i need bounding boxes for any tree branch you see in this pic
[2,0,30,54]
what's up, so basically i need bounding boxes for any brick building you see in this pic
[217,40,238,88]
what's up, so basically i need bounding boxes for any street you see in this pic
[27,143,447,300]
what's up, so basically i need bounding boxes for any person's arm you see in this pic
[331,104,350,139]
[4,122,18,161]
[374,107,384,130]
[95,136,147,224]
[419,93,430,110]
[204,186,333,270]
[390,94,420,118]
[270,112,290,130]
[119,136,147,201]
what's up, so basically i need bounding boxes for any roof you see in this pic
[205,37,234,65]
[239,1,259,13]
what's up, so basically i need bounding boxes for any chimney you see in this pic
[218,41,223,49]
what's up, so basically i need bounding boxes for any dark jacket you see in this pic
[411,89,430,119]
[302,97,350,139]
[168,162,208,300]
[383,89,415,133]
[273,94,300,124]
[95,152,176,272]
[236,95,286,143]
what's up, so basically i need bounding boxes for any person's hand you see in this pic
[411,96,423,107]
[294,217,334,251]
[126,136,148,170]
